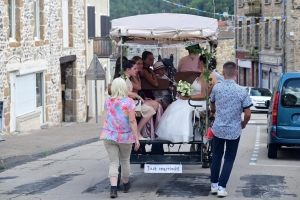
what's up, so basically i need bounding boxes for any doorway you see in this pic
[60,61,76,122]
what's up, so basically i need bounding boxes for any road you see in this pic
[0,113,300,200]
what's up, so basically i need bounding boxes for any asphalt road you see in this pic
[0,113,299,200]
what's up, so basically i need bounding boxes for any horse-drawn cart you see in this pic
[109,13,219,172]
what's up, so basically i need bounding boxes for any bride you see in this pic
[155,55,218,143]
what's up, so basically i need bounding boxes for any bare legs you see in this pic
[109,177,129,186]
[137,100,159,138]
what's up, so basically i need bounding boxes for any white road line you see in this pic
[254,164,300,168]
[249,126,260,165]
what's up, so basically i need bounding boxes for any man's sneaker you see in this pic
[210,183,218,194]
[217,186,228,197]
[123,181,131,193]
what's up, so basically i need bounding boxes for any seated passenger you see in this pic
[114,59,158,140]
[155,55,218,143]
[140,51,158,99]
[177,44,201,72]
[131,56,163,139]
[152,61,173,107]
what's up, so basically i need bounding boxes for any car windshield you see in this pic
[250,88,272,97]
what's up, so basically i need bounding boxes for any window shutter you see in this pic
[88,6,95,39]
[101,15,111,37]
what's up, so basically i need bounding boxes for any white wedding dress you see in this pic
[155,78,206,143]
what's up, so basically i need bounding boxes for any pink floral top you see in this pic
[100,97,136,143]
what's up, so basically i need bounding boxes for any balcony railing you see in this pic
[244,0,261,16]
[94,37,112,58]
[244,44,259,60]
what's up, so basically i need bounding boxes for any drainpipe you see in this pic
[234,0,238,82]
[282,0,286,73]
[107,0,111,84]
[84,0,89,121]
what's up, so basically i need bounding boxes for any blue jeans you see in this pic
[210,135,240,188]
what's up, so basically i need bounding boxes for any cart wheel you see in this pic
[117,165,121,189]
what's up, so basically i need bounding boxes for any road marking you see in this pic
[249,126,260,165]
[254,164,300,168]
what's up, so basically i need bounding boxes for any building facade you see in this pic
[85,0,110,118]
[0,0,88,134]
[236,0,300,89]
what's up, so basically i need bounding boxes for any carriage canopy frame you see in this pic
[110,13,219,48]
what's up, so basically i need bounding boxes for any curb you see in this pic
[0,137,99,171]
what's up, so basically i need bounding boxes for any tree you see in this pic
[110,0,234,20]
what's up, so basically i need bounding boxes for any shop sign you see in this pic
[261,55,278,65]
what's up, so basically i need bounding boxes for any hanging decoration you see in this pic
[161,0,286,22]
[160,0,286,33]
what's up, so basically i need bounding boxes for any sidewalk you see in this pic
[0,113,106,170]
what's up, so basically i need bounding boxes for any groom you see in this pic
[209,61,252,197]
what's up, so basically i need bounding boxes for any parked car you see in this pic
[244,87,272,112]
[265,72,300,158]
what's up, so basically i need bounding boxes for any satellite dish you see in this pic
[223,12,229,18]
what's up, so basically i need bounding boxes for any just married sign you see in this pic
[144,164,182,173]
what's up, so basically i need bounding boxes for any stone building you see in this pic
[236,0,300,89]
[0,0,94,134]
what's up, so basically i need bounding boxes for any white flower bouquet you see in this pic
[176,80,193,97]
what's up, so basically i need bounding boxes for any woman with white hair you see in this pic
[100,77,140,198]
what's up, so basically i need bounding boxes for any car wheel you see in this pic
[268,144,277,159]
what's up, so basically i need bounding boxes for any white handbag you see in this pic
[134,99,142,111]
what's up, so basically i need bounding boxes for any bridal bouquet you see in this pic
[176,80,192,97]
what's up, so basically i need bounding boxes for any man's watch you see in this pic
[211,110,216,114]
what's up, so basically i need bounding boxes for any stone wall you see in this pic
[0,0,86,134]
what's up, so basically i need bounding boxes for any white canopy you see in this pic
[110,13,219,46]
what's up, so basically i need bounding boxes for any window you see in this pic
[101,15,111,37]
[62,0,69,47]
[16,74,36,116]
[250,88,272,97]
[275,0,282,3]
[265,0,271,4]
[88,6,95,39]
[282,79,300,107]
[36,73,43,107]
[255,19,260,47]
[9,0,16,40]
[246,21,250,44]
[34,0,40,40]
[265,20,270,47]
[238,21,243,45]
[238,0,244,7]
[275,20,281,48]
